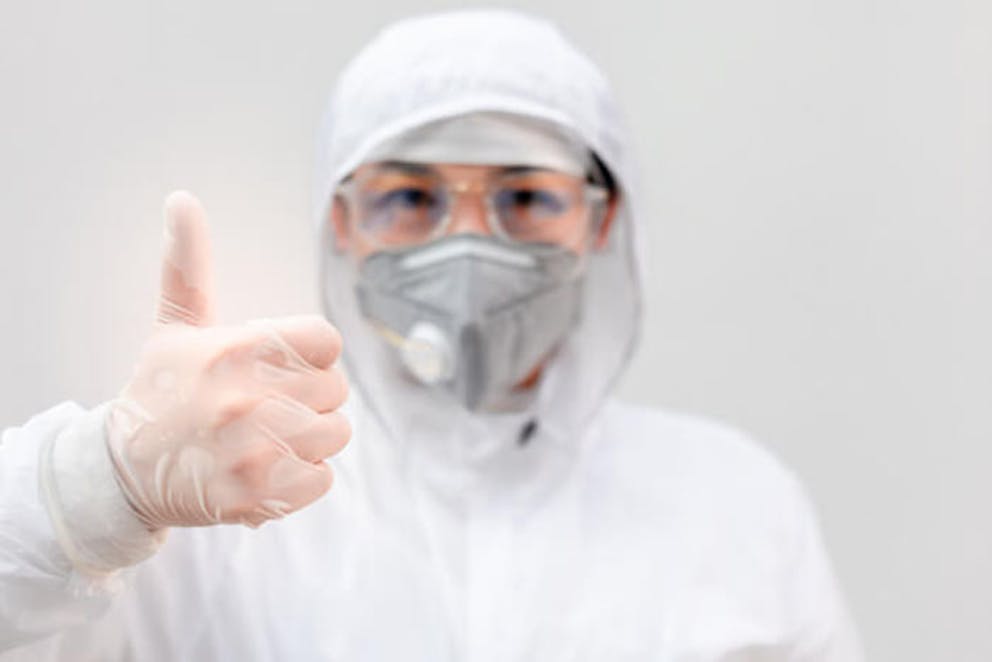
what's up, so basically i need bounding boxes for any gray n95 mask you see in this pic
[355,235,583,411]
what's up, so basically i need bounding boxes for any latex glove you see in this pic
[105,191,350,529]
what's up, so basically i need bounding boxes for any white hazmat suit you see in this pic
[0,9,862,661]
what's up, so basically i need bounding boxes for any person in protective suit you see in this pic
[0,9,863,661]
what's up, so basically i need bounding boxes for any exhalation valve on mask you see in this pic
[355,235,584,412]
[400,321,454,385]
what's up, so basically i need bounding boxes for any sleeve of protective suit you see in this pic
[0,401,164,652]
[786,480,864,662]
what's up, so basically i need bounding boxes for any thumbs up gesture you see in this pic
[104,192,350,529]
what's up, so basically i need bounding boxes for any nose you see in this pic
[446,185,492,237]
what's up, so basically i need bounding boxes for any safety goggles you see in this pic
[335,162,609,251]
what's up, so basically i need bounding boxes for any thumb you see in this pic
[157,191,216,326]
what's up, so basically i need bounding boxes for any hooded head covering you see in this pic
[314,9,643,468]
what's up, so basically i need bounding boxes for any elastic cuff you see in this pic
[38,403,167,576]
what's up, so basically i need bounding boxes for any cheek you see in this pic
[329,208,373,261]
[329,197,352,252]
[351,233,376,261]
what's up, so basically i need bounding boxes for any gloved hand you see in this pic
[104,191,350,530]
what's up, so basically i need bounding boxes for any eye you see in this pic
[496,188,568,217]
[372,187,438,211]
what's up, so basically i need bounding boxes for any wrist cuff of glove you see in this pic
[39,403,168,576]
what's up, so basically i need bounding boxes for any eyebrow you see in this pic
[372,161,436,176]
[371,162,551,177]
[498,165,545,176]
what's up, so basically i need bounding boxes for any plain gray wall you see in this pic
[1,1,989,659]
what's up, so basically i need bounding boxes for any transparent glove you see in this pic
[105,191,350,529]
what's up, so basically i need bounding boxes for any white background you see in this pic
[1,1,989,659]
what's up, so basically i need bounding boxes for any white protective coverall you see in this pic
[0,9,863,662]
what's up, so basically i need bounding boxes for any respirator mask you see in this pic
[355,235,584,411]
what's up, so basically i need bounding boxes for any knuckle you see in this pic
[212,395,261,428]
[205,330,262,374]
[226,444,279,486]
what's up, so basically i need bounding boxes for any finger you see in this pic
[157,190,215,326]
[245,323,348,412]
[249,315,343,370]
[287,410,352,463]
[235,460,334,528]
[247,397,351,463]
[253,363,349,413]
[267,457,334,514]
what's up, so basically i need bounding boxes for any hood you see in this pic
[313,9,644,473]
